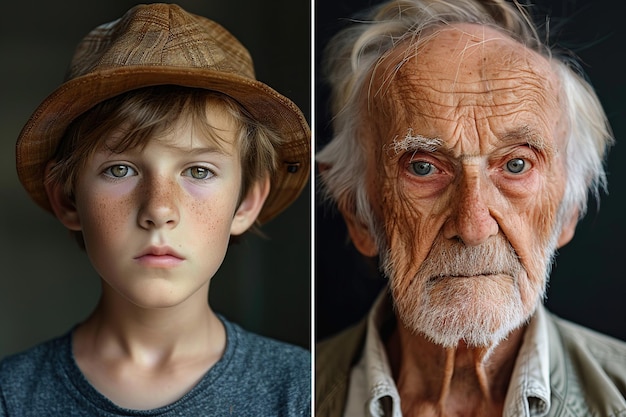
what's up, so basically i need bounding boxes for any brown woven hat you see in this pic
[16,3,310,224]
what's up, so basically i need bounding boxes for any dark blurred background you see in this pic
[3,0,624,361]
[315,0,626,342]
[0,0,311,359]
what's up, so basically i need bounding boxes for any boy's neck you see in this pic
[76,281,224,360]
[71,281,226,409]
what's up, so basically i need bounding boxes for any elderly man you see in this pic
[315,0,626,416]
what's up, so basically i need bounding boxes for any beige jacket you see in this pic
[316,309,626,417]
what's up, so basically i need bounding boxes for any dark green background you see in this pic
[315,0,626,342]
[0,0,311,359]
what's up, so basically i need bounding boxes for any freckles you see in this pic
[185,198,227,234]
[79,195,126,257]
[200,204,217,230]
[98,195,129,235]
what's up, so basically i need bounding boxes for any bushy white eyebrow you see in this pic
[384,128,443,156]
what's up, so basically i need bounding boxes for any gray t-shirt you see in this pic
[0,317,310,416]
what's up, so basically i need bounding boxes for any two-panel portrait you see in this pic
[1,0,625,416]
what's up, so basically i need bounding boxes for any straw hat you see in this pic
[16,3,310,224]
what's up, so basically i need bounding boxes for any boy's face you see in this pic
[48,106,269,309]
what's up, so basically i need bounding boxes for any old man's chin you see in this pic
[381,230,548,350]
[392,272,539,350]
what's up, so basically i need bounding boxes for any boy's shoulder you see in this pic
[196,317,312,416]
[0,331,69,379]
[0,331,72,414]
[222,317,310,375]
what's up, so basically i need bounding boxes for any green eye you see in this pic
[188,166,213,179]
[410,161,434,176]
[108,165,131,177]
[505,158,526,174]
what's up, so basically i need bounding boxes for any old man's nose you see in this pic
[443,176,499,246]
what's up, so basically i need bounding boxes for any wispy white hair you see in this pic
[317,0,613,232]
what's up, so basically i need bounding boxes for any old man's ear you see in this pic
[556,208,579,248]
[318,161,379,257]
[340,208,379,257]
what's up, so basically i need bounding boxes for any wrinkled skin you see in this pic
[342,24,578,416]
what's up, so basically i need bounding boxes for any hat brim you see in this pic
[16,66,310,224]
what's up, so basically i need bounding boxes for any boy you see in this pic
[0,3,310,416]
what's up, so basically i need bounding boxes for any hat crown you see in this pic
[66,3,255,82]
[17,3,310,224]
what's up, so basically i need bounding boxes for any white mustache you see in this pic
[416,235,524,281]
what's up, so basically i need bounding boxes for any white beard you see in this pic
[381,234,549,349]
[394,273,531,348]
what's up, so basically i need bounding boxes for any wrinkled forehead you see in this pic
[365,23,563,139]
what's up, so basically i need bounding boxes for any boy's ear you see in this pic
[44,161,82,231]
[230,176,271,236]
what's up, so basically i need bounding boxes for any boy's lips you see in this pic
[134,246,185,267]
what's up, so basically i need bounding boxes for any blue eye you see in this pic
[186,166,213,179]
[105,164,135,178]
[410,161,435,176]
[505,158,526,174]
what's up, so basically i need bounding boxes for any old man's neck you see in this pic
[386,322,526,417]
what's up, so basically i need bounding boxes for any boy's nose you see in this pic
[137,176,180,229]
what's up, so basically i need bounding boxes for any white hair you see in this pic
[317,0,613,234]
